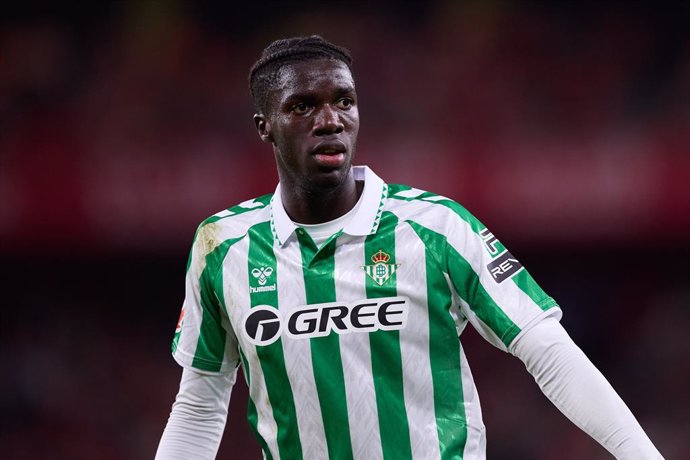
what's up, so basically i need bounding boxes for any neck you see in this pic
[280,170,364,224]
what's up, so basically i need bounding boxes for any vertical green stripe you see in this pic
[424,245,468,459]
[511,270,558,311]
[240,349,274,460]
[191,237,242,371]
[248,222,303,460]
[364,212,413,460]
[297,230,354,460]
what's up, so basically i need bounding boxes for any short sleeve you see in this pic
[443,209,561,351]
[171,226,240,374]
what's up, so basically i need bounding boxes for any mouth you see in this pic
[312,141,347,168]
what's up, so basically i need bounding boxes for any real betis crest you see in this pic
[361,249,400,286]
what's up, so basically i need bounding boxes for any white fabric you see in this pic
[511,317,664,459]
[271,165,384,245]
[155,368,236,460]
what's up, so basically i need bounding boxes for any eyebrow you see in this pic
[335,86,356,95]
[284,86,356,103]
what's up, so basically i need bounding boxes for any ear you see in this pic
[254,113,274,144]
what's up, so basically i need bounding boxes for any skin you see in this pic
[254,58,363,224]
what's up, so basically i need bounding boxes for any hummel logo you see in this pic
[251,266,274,286]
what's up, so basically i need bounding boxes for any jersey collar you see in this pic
[270,165,388,246]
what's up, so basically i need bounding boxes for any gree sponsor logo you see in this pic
[242,296,409,346]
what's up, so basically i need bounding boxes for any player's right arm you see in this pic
[156,223,242,459]
[155,368,236,460]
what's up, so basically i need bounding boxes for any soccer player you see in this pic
[156,36,663,459]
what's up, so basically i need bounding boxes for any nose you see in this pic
[312,104,344,136]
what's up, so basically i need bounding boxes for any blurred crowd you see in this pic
[1,2,688,459]
[2,1,688,250]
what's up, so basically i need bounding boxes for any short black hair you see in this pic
[249,35,353,114]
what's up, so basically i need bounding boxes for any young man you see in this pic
[156,36,663,459]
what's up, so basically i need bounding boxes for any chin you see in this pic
[304,167,351,192]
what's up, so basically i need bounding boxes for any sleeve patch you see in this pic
[487,251,524,283]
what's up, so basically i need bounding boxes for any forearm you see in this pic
[511,317,663,459]
[156,367,236,460]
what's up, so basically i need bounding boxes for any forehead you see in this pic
[273,59,354,102]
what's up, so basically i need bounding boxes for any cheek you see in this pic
[345,110,360,133]
[271,120,292,144]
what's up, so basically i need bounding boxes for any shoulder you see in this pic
[192,193,273,258]
[385,184,483,232]
[384,184,501,261]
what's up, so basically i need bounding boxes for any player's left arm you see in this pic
[510,316,664,459]
[436,205,664,458]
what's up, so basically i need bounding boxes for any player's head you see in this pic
[250,36,359,192]
[249,35,353,115]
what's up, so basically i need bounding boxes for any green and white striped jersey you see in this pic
[171,166,560,460]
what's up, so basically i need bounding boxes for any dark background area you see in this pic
[1,1,688,459]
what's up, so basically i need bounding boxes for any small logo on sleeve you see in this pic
[487,251,524,283]
[479,228,501,255]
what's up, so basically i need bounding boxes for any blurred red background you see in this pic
[1,1,688,459]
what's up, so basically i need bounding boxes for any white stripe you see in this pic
[458,347,486,459]
[244,340,281,459]
[395,224,442,459]
[176,261,205,367]
[449,268,521,460]
[421,195,448,202]
[221,237,281,459]
[176,224,215,368]
[276,241,328,458]
[334,236,383,460]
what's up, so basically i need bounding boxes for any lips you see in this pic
[312,141,347,168]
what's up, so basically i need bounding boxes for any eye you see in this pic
[336,98,354,109]
[291,102,310,115]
